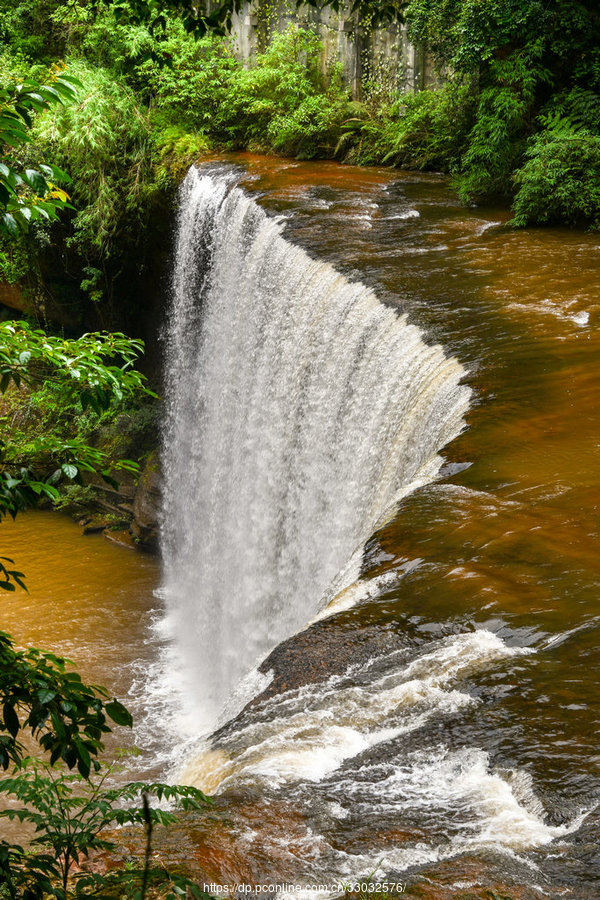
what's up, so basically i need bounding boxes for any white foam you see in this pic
[185,631,532,792]
[389,208,420,220]
[571,310,589,326]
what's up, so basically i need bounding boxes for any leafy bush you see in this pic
[220,28,349,152]
[23,58,172,318]
[0,759,211,899]
[0,322,154,517]
[0,238,31,284]
[267,93,349,159]
[140,26,239,136]
[154,127,212,180]
[0,627,132,769]
[511,117,600,227]
[352,78,476,169]
[403,0,600,220]
[0,0,67,62]
[33,62,156,267]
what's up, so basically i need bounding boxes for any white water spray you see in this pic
[161,166,470,730]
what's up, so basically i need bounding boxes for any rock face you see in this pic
[228,2,437,99]
[131,450,161,552]
[0,281,30,313]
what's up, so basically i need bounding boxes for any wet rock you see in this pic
[82,517,108,534]
[256,618,404,700]
[130,450,161,552]
[104,529,137,550]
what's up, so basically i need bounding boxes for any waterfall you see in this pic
[161,166,471,730]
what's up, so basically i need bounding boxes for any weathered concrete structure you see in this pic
[229,1,434,99]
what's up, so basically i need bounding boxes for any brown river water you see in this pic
[2,156,600,898]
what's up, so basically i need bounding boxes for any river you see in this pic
[3,156,599,899]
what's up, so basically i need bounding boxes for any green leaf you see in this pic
[37,689,57,705]
[1,213,18,236]
[105,700,133,728]
[2,704,19,738]
[24,169,48,194]
[76,743,91,778]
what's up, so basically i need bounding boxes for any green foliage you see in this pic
[0,759,211,899]
[0,321,155,518]
[0,628,131,773]
[511,118,600,227]
[0,237,30,284]
[0,0,69,61]
[350,79,476,169]
[136,25,239,135]
[0,313,207,896]
[221,30,350,156]
[224,29,328,143]
[403,0,600,220]
[154,127,212,180]
[267,93,346,158]
[32,61,159,292]
[87,0,406,39]
[129,24,352,157]
[0,0,597,311]
[0,68,80,236]
[0,322,149,407]
[406,0,547,73]
[51,483,96,512]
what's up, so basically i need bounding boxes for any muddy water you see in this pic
[0,512,162,771]
[3,157,600,897]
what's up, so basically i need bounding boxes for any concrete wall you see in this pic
[228,1,435,100]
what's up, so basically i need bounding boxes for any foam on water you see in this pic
[181,631,532,790]
[180,630,579,892]
[389,208,420,220]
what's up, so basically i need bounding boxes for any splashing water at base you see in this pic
[178,631,582,892]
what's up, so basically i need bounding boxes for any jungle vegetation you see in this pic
[1,0,599,335]
[0,328,213,897]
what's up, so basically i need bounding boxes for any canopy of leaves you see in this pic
[0,71,81,236]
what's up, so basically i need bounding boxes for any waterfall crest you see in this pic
[161,166,470,728]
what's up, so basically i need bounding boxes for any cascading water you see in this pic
[153,165,589,892]
[161,166,470,729]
